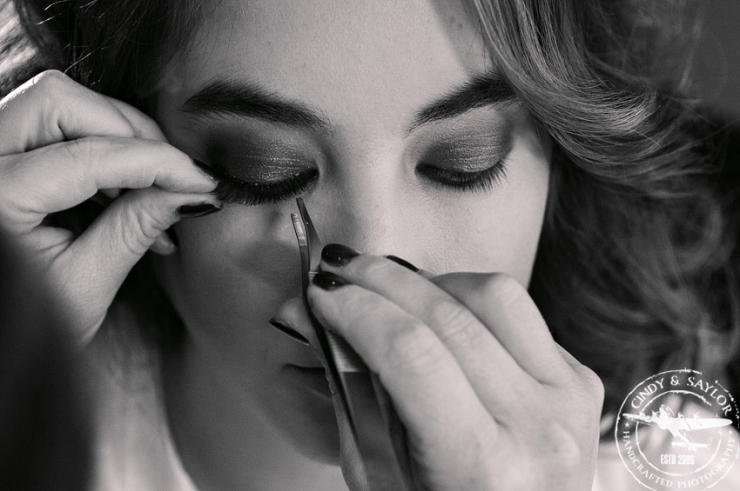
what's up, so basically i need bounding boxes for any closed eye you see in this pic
[417,159,508,192]
[206,162,319,206]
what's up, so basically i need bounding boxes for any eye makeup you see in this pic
[413,112,514,193]
[416,161,507,193]
[199,107,516,206]
[201,131,320,206]
[209,164,319,206]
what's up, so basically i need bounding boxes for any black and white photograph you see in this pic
[0,1,739,490]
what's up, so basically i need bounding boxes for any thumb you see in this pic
[63,187,221,342]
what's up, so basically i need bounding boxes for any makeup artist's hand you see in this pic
[307,244,604,491]
[0,70,220,343]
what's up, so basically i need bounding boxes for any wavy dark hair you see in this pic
[1,0,738,423]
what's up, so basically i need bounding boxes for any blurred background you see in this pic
[697,1,740,117]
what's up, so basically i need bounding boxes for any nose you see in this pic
[309,150,421,260]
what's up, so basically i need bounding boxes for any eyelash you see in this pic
[209,158,508,206]
[211,164,319,206]
[416,159,508,193]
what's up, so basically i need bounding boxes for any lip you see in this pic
[283,364,332,400]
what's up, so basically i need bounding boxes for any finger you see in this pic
[430,272,573,385]
[100,188,122,200]
[150,232,178,256]
[65,187,222,317]
[85,189,177,256]
[0,70,140,154]
[0,137,216,232]
[307,279,497,484]
[319,248,536,396]
[101,96,168,142]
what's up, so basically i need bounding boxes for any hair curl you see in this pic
[469,0,740,416]
[1,0,738,422]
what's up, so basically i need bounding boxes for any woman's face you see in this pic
[155,0,550,462]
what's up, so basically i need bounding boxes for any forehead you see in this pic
[163,0,493,129]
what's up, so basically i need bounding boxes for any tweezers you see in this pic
[291,197,417,490]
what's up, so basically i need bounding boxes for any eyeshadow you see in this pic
[204,131,316,182]
[420,124,513,172]
[408,103,516,169]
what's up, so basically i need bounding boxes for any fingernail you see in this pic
[269,318,310,345]
[322,243,359,267]
[192,159,220,182]
[312,271,349,291]
[177,202,222,218]
[385,255,420,273]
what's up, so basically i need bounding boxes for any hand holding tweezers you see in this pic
[291,197,417,491]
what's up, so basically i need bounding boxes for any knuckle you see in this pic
[119,201,170,255]
[62,136,104,168]
[427,297,480,343]
[117,102,162,137]
[2,70,67,109]
[136,139,188,174]
[33,71,72,112]
[31,69,68,90]
[427,296,467,326]
[579,366,605,402]
[0,155,49,219]
[559,363,605,415]
[0,156,22,203]
[544,424,584,474]
[135,202,171,236]
[480,273,527,307]
[382,324,446,375]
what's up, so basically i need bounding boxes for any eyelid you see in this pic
[237,154,307,164]
[423,146,506,168]
[420,136,513,171]
[213,159,314,184]
[212,166,319,206]
[417,158,508,192]
[209,150,316,182]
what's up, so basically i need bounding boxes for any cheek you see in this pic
[432,129,550,285]
[155,206,301,368]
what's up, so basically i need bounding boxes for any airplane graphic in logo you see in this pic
[623,405,732,451]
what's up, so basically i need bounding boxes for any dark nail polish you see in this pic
[322,243,359,267]
[312,271,349,291]
[269,318,310,345]
[177,202,222,218]
[385,255,420,273]
[192,159,220,182]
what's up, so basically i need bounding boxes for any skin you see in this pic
[153,0,550,489]
[0,0,604,489]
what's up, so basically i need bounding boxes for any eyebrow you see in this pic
[180,71,516,134]
[181,80,332,132]
[407,72,516,132]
